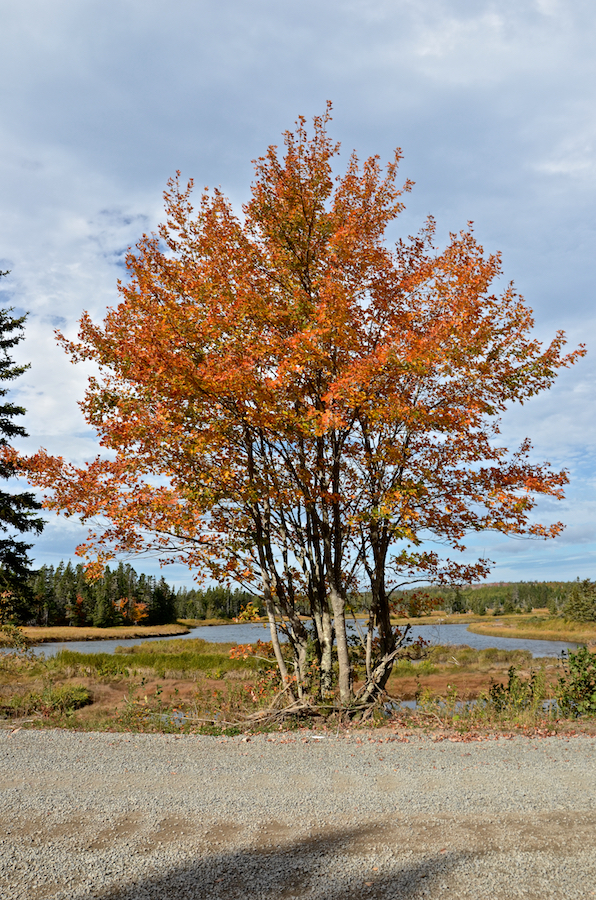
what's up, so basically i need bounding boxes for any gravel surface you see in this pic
[1,728,595,899]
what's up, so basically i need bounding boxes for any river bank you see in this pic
[1,633,586,734]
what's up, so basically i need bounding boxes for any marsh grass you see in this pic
[113,638,267,678]
[388,646,533,679]
[18,623,190,645]
[55,651,133,678]
[468,616,596,645]
[114,637,238,654]
[427,645,533,667]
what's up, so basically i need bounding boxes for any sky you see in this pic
[0,0,595,587]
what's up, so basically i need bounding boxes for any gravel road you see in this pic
[1,728,595,899]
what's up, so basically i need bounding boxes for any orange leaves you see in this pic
[229,639,275,660]
[9,108,584,694]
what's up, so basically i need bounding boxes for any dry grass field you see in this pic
[468,616,596,649]
[16,623,190,645]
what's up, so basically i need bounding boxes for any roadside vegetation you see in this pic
[2,632,595,736]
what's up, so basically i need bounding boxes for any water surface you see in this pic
[28,621,580,659]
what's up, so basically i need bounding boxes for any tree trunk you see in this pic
[329,585,352,704]
[263,590,294,701]
[313,607,334,697]
[358,624,411,706]
[287,617,309,700]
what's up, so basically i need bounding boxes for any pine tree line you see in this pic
[173,584,260,622]
[391,581,574,617]
[23,560,261,627]
[27,562,177,627]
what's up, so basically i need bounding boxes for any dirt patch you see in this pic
[344,810,596,856]
[86,812,144,850]
[385,672,517,699]
[4,809,596,857]
[0,812,89,843]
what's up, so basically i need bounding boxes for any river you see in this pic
[28,621,580,659]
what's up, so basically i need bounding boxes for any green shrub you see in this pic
[0,625,31,650]
[557,647,596,717]
[6,684,91,717]
[488,666,546,714]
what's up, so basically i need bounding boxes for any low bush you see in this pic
[557,647,596,717]
[414,665,549,728]
[2,684,91,718]
[392,658,437,676]
[0,625,31,650]
[488,666,547,714]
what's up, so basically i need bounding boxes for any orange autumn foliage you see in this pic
[10,106,584,704]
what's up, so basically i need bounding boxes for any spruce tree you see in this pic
[562,579,596,623]
[0,270,44,623]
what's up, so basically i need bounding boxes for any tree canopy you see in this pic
[11,109,584,706]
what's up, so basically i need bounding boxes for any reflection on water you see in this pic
[27,620,581,659]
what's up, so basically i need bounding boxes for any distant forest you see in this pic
[391,581,569,616]
[18,563,595,627]
[24,562,257,627]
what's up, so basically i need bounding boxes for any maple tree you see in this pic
[10,108,584,707]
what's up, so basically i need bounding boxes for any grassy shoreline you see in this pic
[468,617,596,647]
[15,623,191,645]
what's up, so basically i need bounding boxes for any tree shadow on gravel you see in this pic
[86,822,461,900]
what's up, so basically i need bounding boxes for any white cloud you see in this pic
[1,0,595,582]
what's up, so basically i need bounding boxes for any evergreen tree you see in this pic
[92,565,117,626]
[562,579,596,623]
[30,564,55,625]
[147,576,176,625]
[0,272,44,623]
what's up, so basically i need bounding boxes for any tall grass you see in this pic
[56,640,265,679]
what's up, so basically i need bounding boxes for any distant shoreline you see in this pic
[16,623,191,645]
[468,619,596,647]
